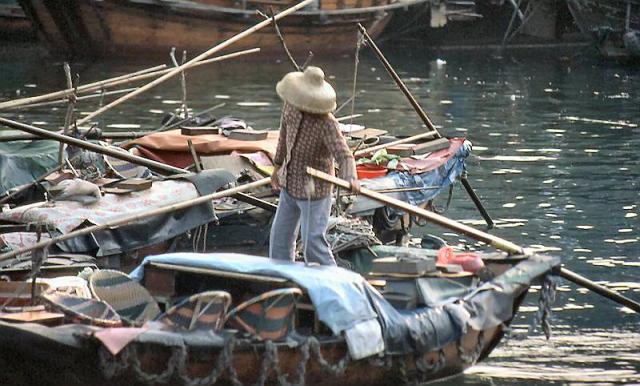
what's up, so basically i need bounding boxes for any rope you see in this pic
[96,335,353,386]
[348,32,364,128]
[348,33,368,157]
[457,331,484,365]
[128,344,181,384]
[414,348,446,382]
[532,274,558,340]
[178,337,240,386]
[429,184,454,215]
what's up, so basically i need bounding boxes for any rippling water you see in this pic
[1,42,638,384]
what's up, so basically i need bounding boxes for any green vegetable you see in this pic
[356,149,401,166]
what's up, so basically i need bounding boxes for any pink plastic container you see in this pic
[436,247,485,273]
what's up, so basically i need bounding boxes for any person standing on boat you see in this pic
[269,66,360,266]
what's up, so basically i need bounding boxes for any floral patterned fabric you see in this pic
[274,103,357,200]
[0,180,199,234]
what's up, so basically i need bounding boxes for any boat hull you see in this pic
[0,254,554,386]
[17,0,400,57]
[567,0,640,59]
[0,319,504,386]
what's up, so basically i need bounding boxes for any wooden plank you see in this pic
[0,310,65,325]
[354,130,439,157]
[181,127,220,136]
[411,137,451,155]
[146,262,293,285]
[385,138,451,157]
[115,178,152,191]
[385,144,414,157]
[228,129,268,141]
[348,128,388,139]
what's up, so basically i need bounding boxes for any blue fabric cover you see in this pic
[130,253,378,335]
[350,141,471,214]
[392,140,471,207]
[130,252,559,355]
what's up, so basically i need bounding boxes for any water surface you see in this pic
[1,42,638,384]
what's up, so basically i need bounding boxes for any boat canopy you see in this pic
[0,170,234,256]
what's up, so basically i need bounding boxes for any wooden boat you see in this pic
[17,0,427,57]
[0,0,33,41]
[567,0,640,59]
[0,250,560,386]
[0,117,472,264]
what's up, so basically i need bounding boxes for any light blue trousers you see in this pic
[269,189,336,266]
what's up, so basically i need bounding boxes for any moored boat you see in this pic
[0,0,34,41]
[17,0,427,57]
[0,250,560,386]
[567,0,640,59]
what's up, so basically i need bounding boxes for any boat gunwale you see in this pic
[114,0,429,19]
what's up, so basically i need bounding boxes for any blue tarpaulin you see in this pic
[130,253,379,335]
[349,140,471,214]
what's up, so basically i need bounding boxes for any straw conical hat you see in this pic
[276,66,336,114]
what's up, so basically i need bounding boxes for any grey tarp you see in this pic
[369,254,560,354]
[0,139,58,195]
[55,170,235,256]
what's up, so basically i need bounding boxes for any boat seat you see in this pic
[155,290,232,331]
[225,287,302,340]
[89,269,161,326]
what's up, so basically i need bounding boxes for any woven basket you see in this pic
[41,292,122,328]
[89,270,161,326]
[156,290,232,331]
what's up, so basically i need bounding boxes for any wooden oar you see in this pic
[0,177,271,263]
[358,24,441,139]
[0,131,151,142]
[75,0,313,126]
[307,167,640,313]
[358,24,494,228]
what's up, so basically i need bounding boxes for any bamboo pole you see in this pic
[0,130,148,142]
[0,48,260,111]
[307,167,640,313]
[71,48,261,102]
[0,177,271,263]
[358,24,442,139]
[307,167,523,253]
[353,130,439,157]
[0,117,187,175]
[76,0,313,126]
[0,64,167,111]
[9,87,138,110]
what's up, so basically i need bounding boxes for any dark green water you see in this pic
[1,42,638,384]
